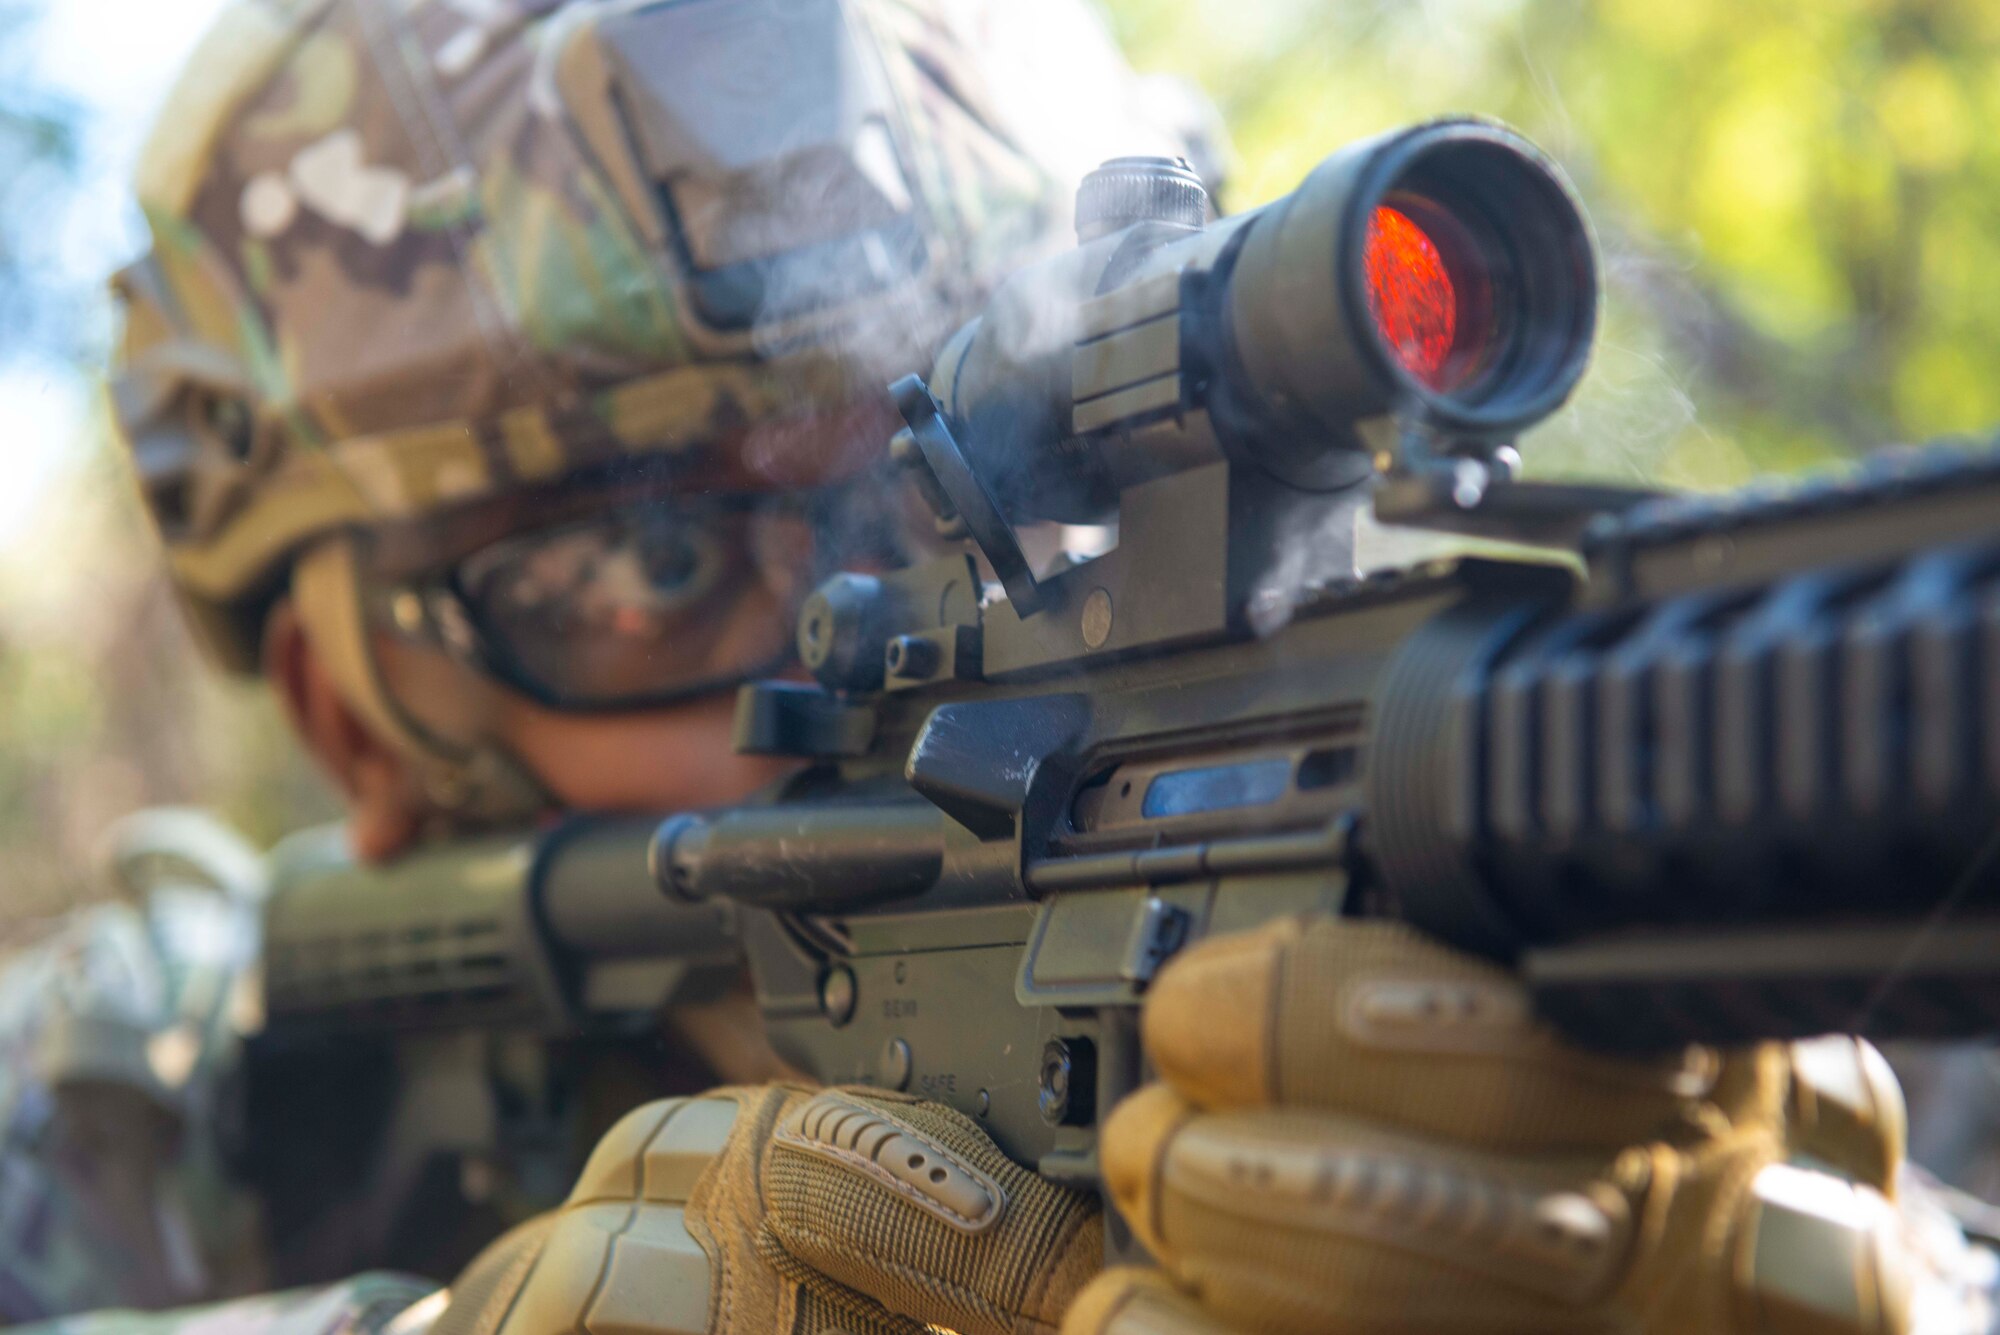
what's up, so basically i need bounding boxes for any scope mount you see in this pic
[889,373,1666,634]
[1372,423,1666,549]
[781,121,1632,715]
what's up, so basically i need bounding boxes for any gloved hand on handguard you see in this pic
[1064,915,1914,1335]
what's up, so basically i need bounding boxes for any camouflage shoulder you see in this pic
[0,808,267,1114]
[0,810,274,1319]
[16,1276,441,1335]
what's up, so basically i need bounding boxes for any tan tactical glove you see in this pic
[431,915,1911,1335]
[1062,915,1914,1335]
[428,1083,1101,1335]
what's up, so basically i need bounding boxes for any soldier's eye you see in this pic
[433,496,795,707]
[462,515,729,631]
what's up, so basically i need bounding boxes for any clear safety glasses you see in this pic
[363,494,817,711]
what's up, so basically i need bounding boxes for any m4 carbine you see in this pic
[262,118,2000,1197]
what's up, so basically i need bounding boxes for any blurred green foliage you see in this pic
[1103,0,2000,488]
[0,1,328,930]
[0,439,332,929]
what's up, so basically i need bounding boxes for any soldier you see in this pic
[12,0,1993,1331]
[15,0,1194,1317]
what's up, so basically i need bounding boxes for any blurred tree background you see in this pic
[3,0,2000,922]
[0,0,330,933]
[1107,0,2000,486]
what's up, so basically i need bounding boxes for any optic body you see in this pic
[921,118,1599,527]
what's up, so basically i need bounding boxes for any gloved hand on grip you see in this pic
[1061,914,1915,1335]
[427,1082,1102,1335]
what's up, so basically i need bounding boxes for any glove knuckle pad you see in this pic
[569,1098,692,1205]
[759,1091,1101,1335]
[1741,1164,1911,1335]
[1339,976,1535,1054]
[774,1091,1006,1233]
[1785,1038,1907,1192]
[1161,1117,1632,1310]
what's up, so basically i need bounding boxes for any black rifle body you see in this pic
[262,445,2000,1185]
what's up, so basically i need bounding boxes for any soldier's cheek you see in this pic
[494,688,801,813]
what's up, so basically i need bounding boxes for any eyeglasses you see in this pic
[363,495,815,711]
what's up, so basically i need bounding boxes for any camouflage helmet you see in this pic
[110,0,1199,676]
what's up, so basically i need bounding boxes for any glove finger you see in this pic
[1144,914,1724,1152]
[1062,1268,1237,1335]
[1784,1037,1906,1194]
[1101,1085,1916,1335]
[1098,1083,1643,1335]
[760,1088,1102,1335]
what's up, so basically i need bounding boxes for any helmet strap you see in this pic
[290,537,551,829]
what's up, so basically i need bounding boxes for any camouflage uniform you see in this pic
[22,1278,441,1335]
[0,812,271,1318]
[0,808,740,1323]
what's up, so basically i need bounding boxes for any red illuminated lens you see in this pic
[1365,203,1470,391]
